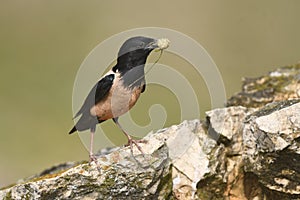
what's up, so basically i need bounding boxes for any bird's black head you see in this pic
[118,36,158,58]
[113,36,159,74]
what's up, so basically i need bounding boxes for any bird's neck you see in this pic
[115,52,148,70]
[119,64,145,88]
[113,52,149,88]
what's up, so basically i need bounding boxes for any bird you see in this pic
[69,36,170,162]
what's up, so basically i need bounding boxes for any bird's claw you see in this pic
[89,153,98,164]
[125,139,147,155]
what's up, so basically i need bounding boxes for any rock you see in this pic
[227,63,300,108]
[0,144,171,200]
[0,120,221,200]
[166,120,222,199]
[243,99,300,198]
[206,106,254,141]
[1,64,300,199]
[202,106,253,200]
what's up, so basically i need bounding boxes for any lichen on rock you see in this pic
[227,63,300,108]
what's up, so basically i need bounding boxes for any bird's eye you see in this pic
[138,42,145,48]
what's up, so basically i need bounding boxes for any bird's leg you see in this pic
[113,117,146,155]
[89,130,98,164]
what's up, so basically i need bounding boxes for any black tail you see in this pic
[68,113,105,134]
[69,126,77,134]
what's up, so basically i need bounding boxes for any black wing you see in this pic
[73,74,115,118]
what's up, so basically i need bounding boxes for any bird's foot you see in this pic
[125,138,147,155]
[89,153,98,164]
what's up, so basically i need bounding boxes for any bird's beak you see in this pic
[145,38,170,51]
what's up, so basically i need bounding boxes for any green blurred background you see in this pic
[1,0,300,187]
